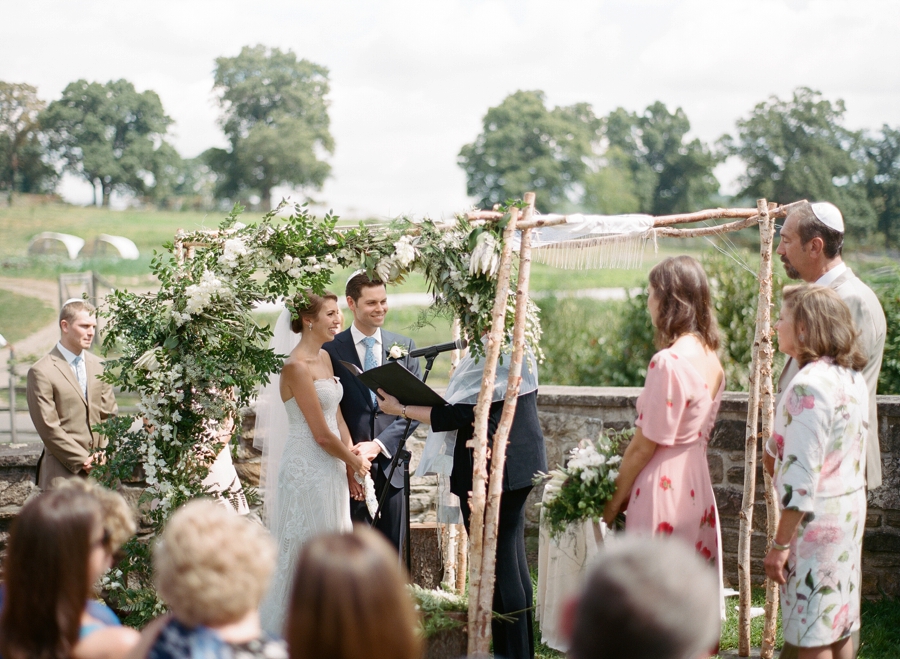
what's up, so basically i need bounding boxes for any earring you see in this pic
[307,322,313,331]
[798,332,805,343]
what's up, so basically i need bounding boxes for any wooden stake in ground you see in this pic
[737,198,772,656]
[757,202,779,659]
[467,205,521,657]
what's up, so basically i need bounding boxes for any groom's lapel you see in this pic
[335,330,362,369]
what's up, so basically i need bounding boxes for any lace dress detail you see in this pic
[259,377,352,634]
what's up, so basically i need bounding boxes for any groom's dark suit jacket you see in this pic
[323,328,421,489]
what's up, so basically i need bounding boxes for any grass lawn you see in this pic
[0,289,55,343]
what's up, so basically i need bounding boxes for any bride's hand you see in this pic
[354,456,371,479]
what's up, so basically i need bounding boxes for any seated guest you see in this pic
[285,526,421,659]
[128,499,285,659]
[564,537,721,659]
[0,488,140,659]
[57,477,137,563]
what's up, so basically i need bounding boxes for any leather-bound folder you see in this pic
[340,360,447,407]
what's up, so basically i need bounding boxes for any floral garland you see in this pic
[93,202,542,623]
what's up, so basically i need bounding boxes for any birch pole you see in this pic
[738,198,772,656]
[758,202,779,659]
[475,193,537,640]
[467,206,521,657]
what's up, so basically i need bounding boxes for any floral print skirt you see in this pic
[780,489,865,647]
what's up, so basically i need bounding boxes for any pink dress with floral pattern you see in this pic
[627,350,724,578]
[773,359,867,647]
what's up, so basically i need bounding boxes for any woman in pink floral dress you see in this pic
[764,285,868,659]
[603,256,724,593]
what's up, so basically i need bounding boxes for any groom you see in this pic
[324,271,421,552]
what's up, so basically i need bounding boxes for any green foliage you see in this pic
[458,90,601,212]
[41,79,175,206]
[408,584,468,639]
[600,102,721,215]
[0,289,55,343]
[0,81,56,196]
[580,145,642,214]
[724,87,875,236]
[538,292,655,387]
[864,125,900,247]
[865,263,900,396]
[210,45,333,208]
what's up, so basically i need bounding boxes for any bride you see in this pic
[257,290,370,634]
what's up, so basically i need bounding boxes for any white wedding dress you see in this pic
[259,377,353,634]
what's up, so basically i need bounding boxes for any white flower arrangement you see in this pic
[388,342,409,359]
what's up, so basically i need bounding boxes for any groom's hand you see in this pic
[353,441,382,461]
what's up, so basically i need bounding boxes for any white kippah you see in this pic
[811,202,844,233]
[345,268,366,289]
[62,297,86,306]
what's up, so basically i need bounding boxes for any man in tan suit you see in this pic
[773,201,885,659]
[27,299,117,489]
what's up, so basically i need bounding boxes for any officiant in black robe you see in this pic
[377,346,546,659]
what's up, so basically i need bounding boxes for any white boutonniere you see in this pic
[388,342,408,360]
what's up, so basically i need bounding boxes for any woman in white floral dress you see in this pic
[764,284,868,659]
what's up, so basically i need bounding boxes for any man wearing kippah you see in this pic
[26,298,117,489]
[773,200,886,659]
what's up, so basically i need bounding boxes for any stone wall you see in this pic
[3,386,898,596]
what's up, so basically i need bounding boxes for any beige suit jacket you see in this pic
[26,345,117,489]
[777,268,887,489]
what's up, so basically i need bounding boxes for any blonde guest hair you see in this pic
[59,298,95,325]
[153,499,276,628]
[286,526,422,659]
[781,284,867,371]
[55,478,136,555]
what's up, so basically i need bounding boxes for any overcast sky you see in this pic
[2,0,898,218]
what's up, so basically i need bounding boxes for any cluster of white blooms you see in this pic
[567,439,622,484]
[181,270,231,320]
[392,235,417,268]
[271,253,337,278]
[217,237,250,271]
[468,232,501,277]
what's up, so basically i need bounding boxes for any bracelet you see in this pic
[401,405,408,420]
[771,539,790,551]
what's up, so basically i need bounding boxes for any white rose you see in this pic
[389,345,405,359]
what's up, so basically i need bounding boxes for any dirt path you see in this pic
[0,277,61,359]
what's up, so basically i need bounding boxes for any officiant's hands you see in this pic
[376,390,401,416]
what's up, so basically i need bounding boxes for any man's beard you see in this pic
[781,256,801,280]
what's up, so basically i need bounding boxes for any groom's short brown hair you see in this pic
[345,272,385,303]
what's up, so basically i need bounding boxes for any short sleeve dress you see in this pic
[627,350,724,579]
[773,359,867,647]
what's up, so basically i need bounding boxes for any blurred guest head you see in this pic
[648,256,720,351]
[285,526,421,659]
[566,537,720,659]
[0,489,106,659]
[56,478,136,560]
[153,499,275,628]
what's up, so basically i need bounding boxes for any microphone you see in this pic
[407,338,468,359]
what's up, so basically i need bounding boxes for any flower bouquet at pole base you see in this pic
[535,427,630,540]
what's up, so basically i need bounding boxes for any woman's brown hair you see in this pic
[285,526,422,659]
[0,489,103,659]
[648,256,720,351]
[289,289,338,334]
[781,284,867,371]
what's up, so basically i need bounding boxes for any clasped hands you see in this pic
[347,442,379,501]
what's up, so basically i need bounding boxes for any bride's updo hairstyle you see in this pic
[289,289,338,334]
[648,256,720,351]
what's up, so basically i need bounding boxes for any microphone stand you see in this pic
[372,350,440,573]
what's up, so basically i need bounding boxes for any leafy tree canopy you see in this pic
[211,45,333,209]
[0,81,56,196]
[864,125,900,247]
[600,101,720,215]
[458,90,601,212]
[723,87,875,235]
[41,79,174,207]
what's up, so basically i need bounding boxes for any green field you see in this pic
[0,289,55,343]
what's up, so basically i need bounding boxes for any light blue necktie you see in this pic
[73,354,87,397]
[362,336,378,405]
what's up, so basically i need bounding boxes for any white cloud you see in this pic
[2,0,898,216]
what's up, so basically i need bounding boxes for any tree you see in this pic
[41,79,174,206]
[600,102,720,215]
[210,45,333,209]
[458,90,601,212]
[723,87,874,235]
[0,82,56,198]
[864,125,900,247]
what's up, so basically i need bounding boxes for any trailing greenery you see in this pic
[90,201,541,624]
[408,584,469,639]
